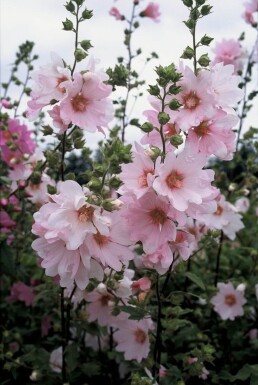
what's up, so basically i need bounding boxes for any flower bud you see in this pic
[158,112,170,125]
[74,48,87,62]
[141,122,154,133]
[80,40,92,51]
[148,84,160,96]
[65,1,75,12]
[97,283,107,294]
[170,134,184,147]
[62,18,73,31]
[81,9,93,19]
[168,99,182,111]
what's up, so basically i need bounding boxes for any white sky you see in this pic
[1,0,257,148]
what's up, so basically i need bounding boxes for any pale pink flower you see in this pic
[249,328,258,340]
[235,197,250,213]
[8,282,35,306]
[59,68,113,133]
[27,53,71,119]
[32,238,103,290]
[26,172,55,206]
[242,0,258,25]
[85,211,134,271]
[212,39,245,73]
[210,282,247,320]
[48,105,69,133]
[118,143,155,198]
[85,289,117,326]
[37,180,110,250]
[131,277,151,293]
[153,150,214,211]
[206,63,243,112]
[0,118,35,167]
[142,242,174,274]
[114,317,153,362]
[173,66,216,132]
[0,99,11,108]
[169,230,196,261]
[186,110,238,160]
[0,210,16,231]
[195,194,244,240]
[122,191,177,253]
[49,347,62,373]
[109,7,123,20]
[141,3,161,22]
[199,366,209,380]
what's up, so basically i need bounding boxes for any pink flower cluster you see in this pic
[109,2,160,23]
[212,39,246,73]
[32,180,134,289]
[242,0,258,25]
[0,118,35,167]
[27,54,113,134]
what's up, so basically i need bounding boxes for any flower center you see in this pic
[164,123,177,138]
[149,208,167,225]
[166,170,184,189]
[71,93,88,112]
[215,205,223,216]
[138,169,153,188]
[134,328,147,344]
[183,91,200,110]
[56,76,68,93]
[93,232,109,246]
[193,121,210,137]
[78,205,94,222]
[224,294,237,306]
[99,293,112,306]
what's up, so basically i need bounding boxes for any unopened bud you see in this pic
[141,122,154,133]
[158,112,170,125]
[97,283,107,294]
[170,134,184,147]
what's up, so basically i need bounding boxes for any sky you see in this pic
[1,0,257,148]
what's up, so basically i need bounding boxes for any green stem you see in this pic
[71,4,80,77]
[214,230,224,287]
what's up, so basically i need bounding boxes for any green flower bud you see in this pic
[182,0,193,6]
[74,0,84,5]
[64,172,76,181]
[109,176,121,189]
[80,40,93,51]
[181,46,194,60]
[201,5,212,15]
[168,99,182,111]
[65,1,75,12]
[141,122,154,133]
[30,171,42,185]
[87,177,102,192]
[82,9,93,19]
[62,18,73,31]
[196,0,206,5]
[200,35,213,46]
[47,184,57,195]
[74,48,87,62]
[42,125,53,136]
[148,84,160,96]
[170,134,184,147]
[198,53,210,67]
[158,112,170,125]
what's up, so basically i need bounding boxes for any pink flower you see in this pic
[32,238,104,289]
[131,277,151,293]
[242,0,258,25]
[153,150,214,211]
[114,317,153,362]
[122,191,177,253]
[142,243,174,274]
[210,282,247,320]
[109,7,124,20]
[85,288,117,326]
[49,347,62,373]
[235,197,250,213]
[0,210,16,231]
[48,105,69,133]
[118,143,155,199]
[8,282,36,307]
[27,53,71,119]
[173,66,216,132]
[1,99,11,109]
[186,110,238,160]
[0,118,36,167]
[59,67,113,133]
[141,3,161,22]
[212,39,245,73]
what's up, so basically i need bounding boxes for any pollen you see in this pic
[78,205,94,222]
[224,293,237,306]
[183,91,200,110]
[166,170,184,189]
[71,93,88,112]
[149,208,167,225]
[134,328,147,344]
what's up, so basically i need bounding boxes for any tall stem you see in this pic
[121,3,136,142]
[214,230,224,287]
[152,274,162,383]
[61,288,67,383]
[71,4,80,77]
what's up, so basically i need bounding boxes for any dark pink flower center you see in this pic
[134,328,147,344]
[78,205,94,222]
[149,208,167,225]
[138,169,154,188]
[71,93,88,112]
[215,205,223,216]
[194,121,210,137]
[183,91,200,110]
[164,123,177,138]
[56,76,68,93]
[224,294,237,306]
[99,293,113,306]
[166,170,184,189]
[93,232,109,246]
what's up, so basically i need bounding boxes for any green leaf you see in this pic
[119,305,147,320]
[184,272,205,290]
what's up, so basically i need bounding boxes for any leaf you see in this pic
[184,272,205,290]
[119,305,147,320]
